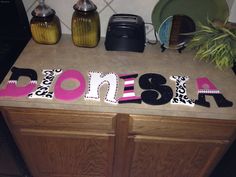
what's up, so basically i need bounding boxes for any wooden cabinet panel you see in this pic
[129,136,225,177]
[130,115,236,141]
[2,107,236,177]
[5,108,115,134]
[15,132,114,177]
[3,107,116,177]
[127,115,236,177]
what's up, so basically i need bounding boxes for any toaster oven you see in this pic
[105,14,146,52]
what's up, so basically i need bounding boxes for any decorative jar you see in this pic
[71,0,100,47]
[30,0,61,44]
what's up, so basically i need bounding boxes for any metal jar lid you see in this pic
[32,0,55,17]
[73,0,97,12]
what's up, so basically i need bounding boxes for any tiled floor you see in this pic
[0,116,29,177]
[209,139,236,177]
[0,131,22,176]
[0,140,22,176]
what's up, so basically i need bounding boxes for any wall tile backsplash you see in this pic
[23,0,158,41]
[23,0,234,40]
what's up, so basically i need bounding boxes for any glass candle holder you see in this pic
[30,0,61,45]
[71,0,100,47]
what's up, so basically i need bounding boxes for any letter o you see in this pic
[54,70,86,101]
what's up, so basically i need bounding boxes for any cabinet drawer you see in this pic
[130,115,236,141]
[3,107,116,133]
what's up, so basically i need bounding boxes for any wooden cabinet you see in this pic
[2,107,116,177]
[2,107,236,177]
[126,115,236,177]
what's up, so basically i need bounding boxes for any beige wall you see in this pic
[23,0,235,40]
[22,0,158,40]
[228,0,236,22]
[226,0,234,9]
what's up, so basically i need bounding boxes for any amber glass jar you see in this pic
[31,14,61,44]
[30,0,61,45]
[71,0,100,47]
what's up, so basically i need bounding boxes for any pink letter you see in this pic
[195,77,233,107]
[118,74,141,104]
[54,70,86,101]
[0,67,37,97]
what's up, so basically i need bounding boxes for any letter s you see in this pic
[139,73,173,105]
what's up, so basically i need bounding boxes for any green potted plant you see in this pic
[188,19,236,70]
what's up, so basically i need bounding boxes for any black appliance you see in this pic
[0,0,31,176]
[105,14,146,53]
[0,0,31,83]
[233,63,236,75]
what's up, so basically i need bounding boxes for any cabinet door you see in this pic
[128,115,236,177]
[3,107,116,177]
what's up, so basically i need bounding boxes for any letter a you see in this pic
[195,77,233,107]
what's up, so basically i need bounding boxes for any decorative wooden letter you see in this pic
[118,74,141,104]
[0,67,37,97]
[54,69,86,101]
[139,73,173,105]
[28,69,62,99]
[170,76,194,107]
[85,72,119,104]
[195,77,233,107]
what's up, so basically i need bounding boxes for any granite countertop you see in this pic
[0,34,235,120]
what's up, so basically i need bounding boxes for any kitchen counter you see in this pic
[0,34,235,120]
[0,34,236,177]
